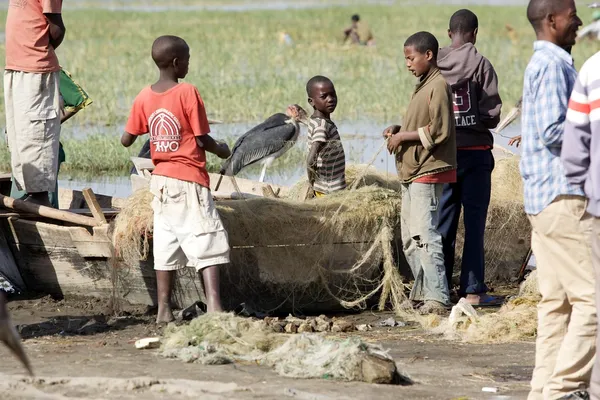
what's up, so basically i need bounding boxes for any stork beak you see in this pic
[208,119,223,125]
[495,106,521,134]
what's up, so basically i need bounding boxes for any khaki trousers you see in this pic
[590,219,600,400]
[4,70,60,193]
[528,196,596,400]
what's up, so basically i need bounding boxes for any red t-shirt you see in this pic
[125,83,211,187]
[414,169,457,184]
[5,0,63,73]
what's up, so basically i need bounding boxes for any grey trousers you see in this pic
[400,182,450,305]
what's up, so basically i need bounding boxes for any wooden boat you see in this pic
[0,172,395,314]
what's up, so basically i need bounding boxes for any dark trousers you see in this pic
[438,149,494,295]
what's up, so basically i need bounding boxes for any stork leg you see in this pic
[259,163,268,183]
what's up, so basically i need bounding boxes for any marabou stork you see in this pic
[219,104,309,183]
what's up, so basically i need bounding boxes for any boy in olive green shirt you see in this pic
[384,31,457,314]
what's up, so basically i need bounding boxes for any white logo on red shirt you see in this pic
[149,108,181,153]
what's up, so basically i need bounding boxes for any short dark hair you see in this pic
[527,0,571,32]
[404,31,439,59]
[306,75,333,96]
[449,9,479,33]
[351,14,360,22]
[151,35,189,69]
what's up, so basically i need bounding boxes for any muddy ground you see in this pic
[0,295,533,400]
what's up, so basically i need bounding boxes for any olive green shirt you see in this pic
[396,67,457,183]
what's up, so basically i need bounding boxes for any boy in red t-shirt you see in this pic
[121,36,231,323]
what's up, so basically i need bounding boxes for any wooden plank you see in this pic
[262,185,278,198]
[68,208,119,217]
[0,193,101,227]
[69,225,113,258]
[0,223,25,291]
[207,173,289,197]
[58,189,125,210]
[82,188,107,224]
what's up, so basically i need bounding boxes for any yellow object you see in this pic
[314,191,325,198]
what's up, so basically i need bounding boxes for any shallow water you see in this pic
[59,120,521,200]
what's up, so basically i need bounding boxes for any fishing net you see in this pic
[426,270,540,343]
[448,153,529,285]
[111,156,528,314]
[161,313,407,384]
[112,175,408,313]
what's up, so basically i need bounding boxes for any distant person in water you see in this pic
[10,68,93,208]
[343,14,375,46]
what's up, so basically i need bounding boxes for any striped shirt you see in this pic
[520,41,583,215]
[307,117,346,193]
[562,51,600,216]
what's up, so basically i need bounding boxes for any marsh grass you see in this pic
[0,134,305,178]
[3,2,597,126]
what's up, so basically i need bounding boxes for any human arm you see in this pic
[60,110,77,124]
[197,135,231,159]
[387,130,419,154]
[122,94,146,148]
[561,71,592,189]
[121,132,138,147]
[44,13,65,49]
[478,62,502,130]
[307,141,324,185]
[532,62,572,148]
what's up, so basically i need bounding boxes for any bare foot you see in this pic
[156,305,174,324]
[0,317,33,376]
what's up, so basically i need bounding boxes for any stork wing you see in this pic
[229,113,289,154]
[224,122,297,175]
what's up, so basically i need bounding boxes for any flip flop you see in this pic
[468,295,505,308]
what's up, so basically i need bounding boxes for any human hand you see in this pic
[217,141,231,159]
[383,125,401,139]
[387,133,403,154]
[508,135,521,148]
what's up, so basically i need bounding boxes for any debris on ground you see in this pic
[376,317,406,328]
[161,313,410,384]
[135,337,161,349]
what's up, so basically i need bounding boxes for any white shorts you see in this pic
[150,175,230,271]
[4,70,61,193]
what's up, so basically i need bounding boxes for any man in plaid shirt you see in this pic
[521,1,594,400]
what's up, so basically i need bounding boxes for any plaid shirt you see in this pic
[520,41,584,215]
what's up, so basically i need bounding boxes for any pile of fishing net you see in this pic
[425,270,540,343]
[112,167,408,313]
[161,313,409,384]
[111,156,529,315]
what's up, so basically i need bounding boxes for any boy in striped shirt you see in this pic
[562,50,600,400]
[306,76,346,196]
